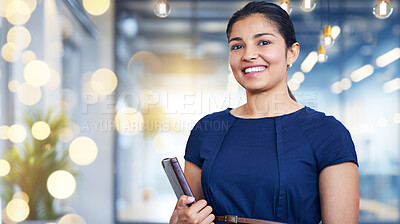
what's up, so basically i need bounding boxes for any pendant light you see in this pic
[318,44,327,63]
[154,0,171,18]
[373,0,394,19]
[323,25,334,47]
[300,0,316,12]
[322,0,334,47]
[279,0,292,15]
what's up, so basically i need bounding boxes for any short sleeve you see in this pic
[184,116,209,168]
[313,116,358,172]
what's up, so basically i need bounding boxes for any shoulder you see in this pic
[191,109,232,132]
[293,107,354,153]
[294,108,358,170]
[293,107,349,134]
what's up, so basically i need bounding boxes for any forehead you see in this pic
[230,14,281,38]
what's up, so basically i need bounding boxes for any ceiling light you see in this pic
[301,51,318,73]
[331,81,343,94]
[331,25,341,39]
[383,78,400,93]
[292,72,305,83]
[288,79,300,91]
[318,45,327,63]
[376,47,400,67]
[154,0,171,18]
[323,25,334,47]
[300,0,316,12]
[279,0,292,15]
[373,0,394,19]
[340,78,352,90]
[350,64,374,82]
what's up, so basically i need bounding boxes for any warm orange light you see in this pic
[323,25,334,46]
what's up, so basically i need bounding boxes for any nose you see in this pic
[241,46,258,61]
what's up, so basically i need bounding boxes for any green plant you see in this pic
[1,108,76,220]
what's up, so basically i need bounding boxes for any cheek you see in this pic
[264,50,285,63]
[229,54,240,70]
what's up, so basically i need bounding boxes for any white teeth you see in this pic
[244,66,266,74]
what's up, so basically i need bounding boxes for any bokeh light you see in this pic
[292,72,305,83]
[59,127,74,143]
[0,159,11,176]
[83,0,110,16]
[115,107,144,135]
[0,125,10,140]
[8,80,20,92]
[58,213,86,224]
[22,50,36,64]
[17,82,42,105]
[8,124,27,143]
[24,60,51,87]
[331,81,343,94]
[127,51,162,77]
[32,121,51,140]
[47,170,76,199]
[91,68,118,95]
[7,26,31,49]
[21,0,37,14]
[13,192,29,203]
[6,199,30,222]
[69,136,98,166]
[0,0,13,17]
[5,0,31,25]
[69,123,81,137]
[44,69,61,91]
[1,42,22,62]
[288,79,300,91]
[340,78,352,90]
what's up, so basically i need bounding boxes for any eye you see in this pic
[231,44,243,50]
[259,40,271,46]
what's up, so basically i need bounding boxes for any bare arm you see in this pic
[319,162,359,224]
[169,161,213,224]
[184,160,205,200]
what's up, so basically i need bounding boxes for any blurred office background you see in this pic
[0,0,399,223]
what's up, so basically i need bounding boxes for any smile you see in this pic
[243,66,267,74]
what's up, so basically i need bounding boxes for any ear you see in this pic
[287,42,300,66]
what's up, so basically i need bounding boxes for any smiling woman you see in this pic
[170,1,359,224]
[227,14,299,110]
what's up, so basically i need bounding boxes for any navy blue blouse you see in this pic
[184,106,358,223]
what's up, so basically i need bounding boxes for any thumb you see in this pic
[176,195,195,209]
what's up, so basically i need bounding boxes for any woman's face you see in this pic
[229,14,294,94]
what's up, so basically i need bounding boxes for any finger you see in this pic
[176,195,196,209]
[187,199,208,213]
[198,205,213,220]
[200,213,215,224]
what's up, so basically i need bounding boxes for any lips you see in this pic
[242,65,267,77]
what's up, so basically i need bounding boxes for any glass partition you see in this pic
[110,1,400,223]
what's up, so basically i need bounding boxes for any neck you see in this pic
[243,87,301,118]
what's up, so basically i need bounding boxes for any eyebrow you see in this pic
[228,33,276,43]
